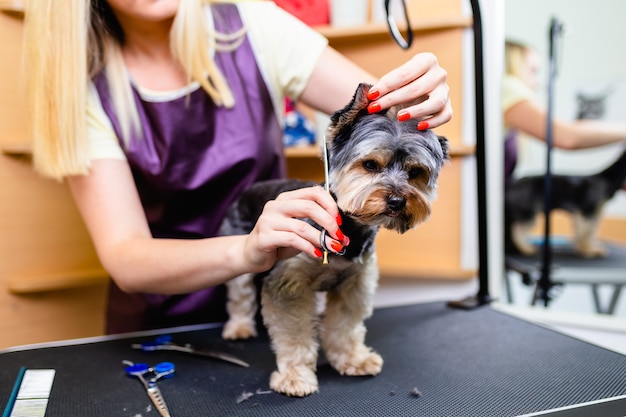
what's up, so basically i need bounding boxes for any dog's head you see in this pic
[325,83,449,234]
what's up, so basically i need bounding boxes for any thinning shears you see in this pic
[131,335,250,368]
[123,360,175,417]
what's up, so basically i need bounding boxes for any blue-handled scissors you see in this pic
[123,360,175,417]
[131,335,250,368]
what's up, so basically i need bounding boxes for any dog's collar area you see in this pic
[335,214,378,261]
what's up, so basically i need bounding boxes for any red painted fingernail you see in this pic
[417,121,429,131]
[335,229,345,241]
[367,88,380,100]
[314,248,323,258]
[330,241,344,253]
[367,102,381,114]
[398,110,410,122]
[336,214,342,226]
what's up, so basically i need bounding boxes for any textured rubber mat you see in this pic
[507,240,626,270]
[1,302,625,416]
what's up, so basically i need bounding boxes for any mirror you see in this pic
[494,0,626,335]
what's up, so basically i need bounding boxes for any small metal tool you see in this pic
[319,137,346,263]
[131,335,249,368]
[321,137,331,264]
[123,360,175,417]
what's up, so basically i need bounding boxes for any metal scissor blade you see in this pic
[175,345,250,368]
[147,385,171,417]
[132,342,250,368]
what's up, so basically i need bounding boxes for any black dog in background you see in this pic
[505,148,626,258]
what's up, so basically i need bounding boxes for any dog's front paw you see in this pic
[576,244,608,258]
[270,366,319,397]
[331,347,383,376]
[517,242,537,256]
[222,318,257,340]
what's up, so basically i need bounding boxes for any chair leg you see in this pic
[607,284,623,315]
[503,271,514,304]
[591,284,623,315]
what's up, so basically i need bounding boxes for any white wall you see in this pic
[505,0,626,217]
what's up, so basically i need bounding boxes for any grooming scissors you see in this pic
[319,136,347,264]
[319,137,346,264]
[131,335,249,368]
[123,360,175,417]
[321,137,331,264]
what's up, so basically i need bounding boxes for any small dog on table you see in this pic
[505,148,626,258]
[219,83,449,397]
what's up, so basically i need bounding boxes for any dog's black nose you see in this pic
[387,195,406,211]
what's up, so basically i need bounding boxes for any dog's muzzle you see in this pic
[386,195,406,215]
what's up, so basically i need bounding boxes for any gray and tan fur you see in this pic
[219,83,449,397]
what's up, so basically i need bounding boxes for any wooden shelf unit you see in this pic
[0,0,24,14]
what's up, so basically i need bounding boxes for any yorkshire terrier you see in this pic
[219,83,449,397]
[505,148,626,258]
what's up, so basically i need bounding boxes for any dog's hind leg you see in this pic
[572,211,607,258]
[511,220,537,256]
[320,257,383,377]
[261,261,320,397]
[222,273,258,340]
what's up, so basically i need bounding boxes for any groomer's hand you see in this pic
[242,186,348,272]
[366,52,452,130]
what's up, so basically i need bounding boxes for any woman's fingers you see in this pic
[370,53,436,101]
[243,186,349,270]
[273,186,346,243]
[367,52,452,128]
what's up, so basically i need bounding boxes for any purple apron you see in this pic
[94,4,285,333]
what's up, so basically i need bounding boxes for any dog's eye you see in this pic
[363,160,380,172]
[408,167,425,179]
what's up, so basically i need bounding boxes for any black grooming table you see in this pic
[505,240,626,314]
[1,302,625,417]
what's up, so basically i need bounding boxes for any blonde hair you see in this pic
[24,0,243,180]
[504,40,532,79]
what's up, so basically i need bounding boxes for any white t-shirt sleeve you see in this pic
[86,82,127,161]
[238,1,328,101]
[502,75,535,114]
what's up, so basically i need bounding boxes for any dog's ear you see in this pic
[326,83,372,142]
[437,135,450,160]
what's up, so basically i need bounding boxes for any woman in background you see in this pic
[502,39,626,184]
[24,0,452,333]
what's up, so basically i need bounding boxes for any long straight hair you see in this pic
[24,0,240,180]
[504,40,531,79]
